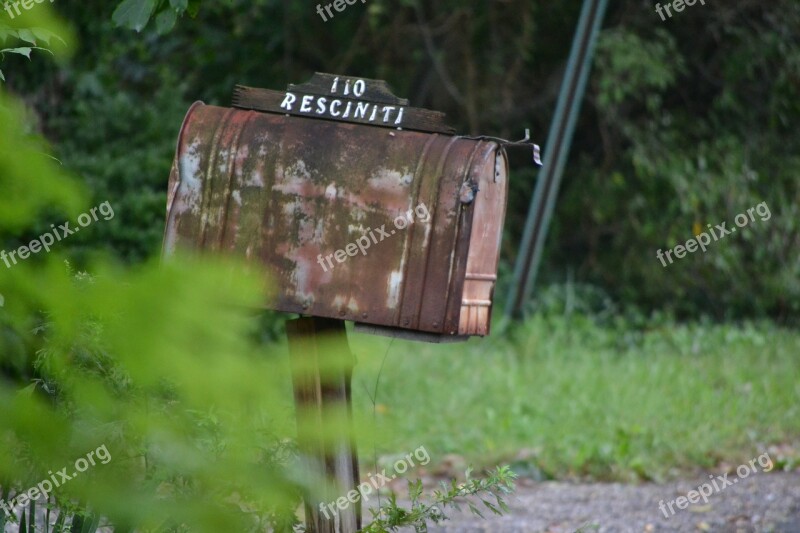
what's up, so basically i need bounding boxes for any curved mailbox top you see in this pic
[164,89,508,341]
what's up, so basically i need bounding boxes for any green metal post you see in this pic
[506,0,609,318]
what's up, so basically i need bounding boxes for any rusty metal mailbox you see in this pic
[163,73,514,341]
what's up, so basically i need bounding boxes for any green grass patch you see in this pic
[348,316,800,482]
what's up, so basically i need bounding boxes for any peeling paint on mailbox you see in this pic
[163,74,510,340]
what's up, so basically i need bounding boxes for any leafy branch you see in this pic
[0,24,65,82]
[359,465,518,533]
[112,0,201,34]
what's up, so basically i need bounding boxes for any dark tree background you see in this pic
[4,0,799,321]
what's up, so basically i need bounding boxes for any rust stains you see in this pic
[163,103,508,337]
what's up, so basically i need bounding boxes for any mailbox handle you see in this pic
[459,129,543,166]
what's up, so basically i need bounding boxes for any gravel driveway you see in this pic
[404,472,800,533]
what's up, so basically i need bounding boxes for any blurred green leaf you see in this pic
[155,8,177,35]
[1,47,33,59]
[112,0,158,32]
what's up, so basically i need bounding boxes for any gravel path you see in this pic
[403,473,800,533]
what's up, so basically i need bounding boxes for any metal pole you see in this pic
[505,0,609,318]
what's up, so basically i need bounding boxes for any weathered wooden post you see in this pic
[162,73,537,531]
[287,317,360,532]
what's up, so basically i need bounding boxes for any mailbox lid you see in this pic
[164,103,505,336]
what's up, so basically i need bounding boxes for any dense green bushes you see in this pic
[567,8,800,320]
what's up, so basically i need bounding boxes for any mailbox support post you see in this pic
[287,317,361,533]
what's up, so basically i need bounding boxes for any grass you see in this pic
[346,314,800,482]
